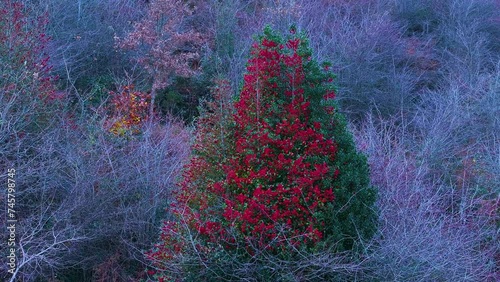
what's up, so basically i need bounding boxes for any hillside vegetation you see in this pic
[0,0,498,281]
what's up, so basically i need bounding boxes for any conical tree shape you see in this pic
[147,27,377,281]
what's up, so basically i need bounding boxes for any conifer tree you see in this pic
[147,27,377,281]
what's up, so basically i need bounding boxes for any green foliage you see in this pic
[156,76,212,123]
[322,111,377,251]
[88,75,116,107]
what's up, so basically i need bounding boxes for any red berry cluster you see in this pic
[147,28,342,278]
[209,35,339,247]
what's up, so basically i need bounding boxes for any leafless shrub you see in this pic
[42,0,147,89]
[201,0,268,94]
[1,108,191,281]
[1,121,91,281]
[297,0,441,119]
[352,109,498,281]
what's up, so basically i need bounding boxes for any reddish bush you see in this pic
[0,1,54,90]
[105,85,150,136]
[0,1,59,133]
